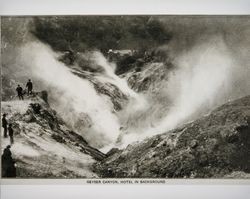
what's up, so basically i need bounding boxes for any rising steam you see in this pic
[18,41,147,150]
[156,36,234,130]
[19,42,122,148]
[120,35,250,146]
[3,17,250,150]
[18,36,250,149]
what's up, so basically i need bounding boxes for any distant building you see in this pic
[107,49,136,62]
[108,49,135,56]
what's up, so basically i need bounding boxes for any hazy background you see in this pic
[1,16,250,149]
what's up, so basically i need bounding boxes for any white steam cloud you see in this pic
[8,34,250,150]
[18,41,147,150]
[156,36,234,130]
[19,42,122,148]
[120,36,250,146]
[92,51,139,98]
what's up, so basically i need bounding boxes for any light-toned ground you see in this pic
[1,96,102,178]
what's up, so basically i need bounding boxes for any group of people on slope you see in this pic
[2,114,16,177]
[16,79,33,100]
[1,79,34,178]
[2,145,16,177]
[2,113,14,144]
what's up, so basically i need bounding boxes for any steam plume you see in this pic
[120,35,250,146]
[19,42,121,148]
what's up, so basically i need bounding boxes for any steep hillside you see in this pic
[1,92,105,178]
[94,95,250,178]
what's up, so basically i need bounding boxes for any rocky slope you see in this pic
[94,95,250,178]
[1,92,105,178]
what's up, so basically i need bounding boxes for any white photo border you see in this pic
[1,0,250,198]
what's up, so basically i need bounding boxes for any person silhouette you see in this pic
[8,124,14,145]
[26,79,33,96]
[16,85,24,100]
[1,145,16,178]
[2,113,8,138]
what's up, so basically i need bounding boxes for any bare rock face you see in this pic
[1,92,106,178]
[126,62,169,93]
[94,95,250,178]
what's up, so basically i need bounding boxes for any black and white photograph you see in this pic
[1,15,250,179]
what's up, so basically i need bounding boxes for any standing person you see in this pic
[1,145,16,178]
[16,85,24,100]
[2,113,8,138]
[8,124,14,145]
[26,79,33,96]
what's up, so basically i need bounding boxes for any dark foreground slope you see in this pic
[94,95,250,178]
[1,92,105,178]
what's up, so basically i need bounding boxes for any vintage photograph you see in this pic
[1,16,250,179]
